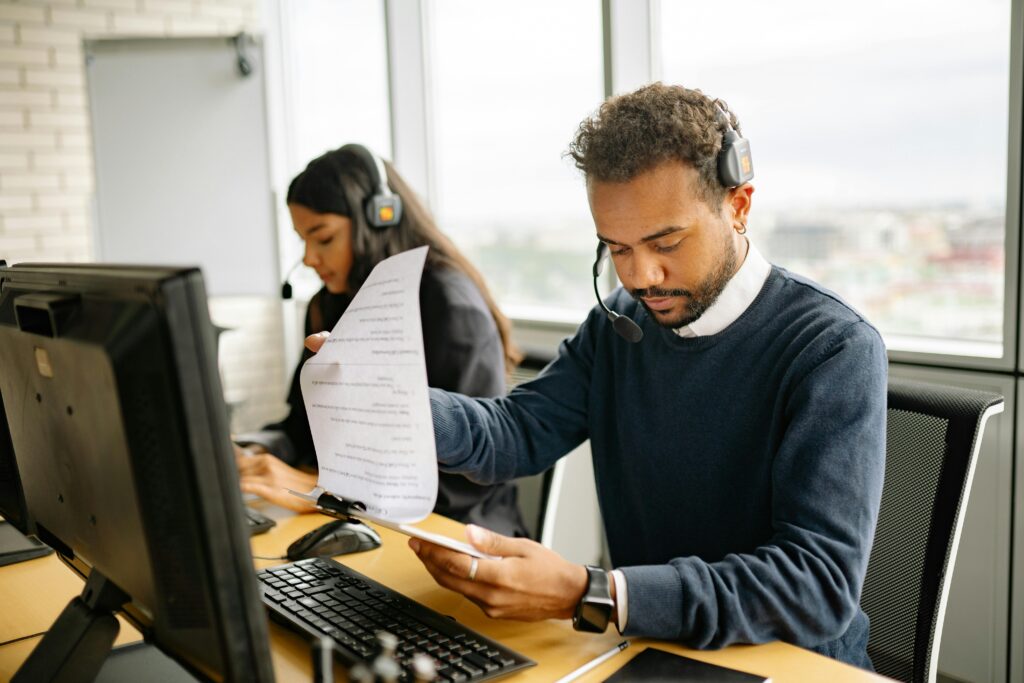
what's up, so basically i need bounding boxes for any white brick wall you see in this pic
[1,0,289,431]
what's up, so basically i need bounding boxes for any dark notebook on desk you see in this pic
[603,648,770,682]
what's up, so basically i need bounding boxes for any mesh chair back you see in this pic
[861,378,1002,683]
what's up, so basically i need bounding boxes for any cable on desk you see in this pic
[0,631,47,648]
[252,554,287,561]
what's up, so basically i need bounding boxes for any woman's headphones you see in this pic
[339,143,404,229]
[713,103,754,188]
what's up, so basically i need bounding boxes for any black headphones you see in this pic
[714,102,754,187]
[339,143,404,229]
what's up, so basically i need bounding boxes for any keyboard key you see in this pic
[343,586,372,602]
[455,661,483,678]
[464,652,499,673]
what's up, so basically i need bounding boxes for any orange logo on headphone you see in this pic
[379,206,395,222]
[741,155,751,174]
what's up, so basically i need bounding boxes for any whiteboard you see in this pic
[86,37,277,297]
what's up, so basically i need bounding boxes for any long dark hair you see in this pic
[287,145,522,370]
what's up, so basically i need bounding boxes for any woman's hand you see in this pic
[235,445,318,513]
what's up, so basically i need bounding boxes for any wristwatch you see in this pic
[572,565,614,633]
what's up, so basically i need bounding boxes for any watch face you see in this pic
[581,600,613,627]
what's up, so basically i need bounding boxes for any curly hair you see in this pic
[567,82,741,209]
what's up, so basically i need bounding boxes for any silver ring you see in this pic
[468,557,479,582]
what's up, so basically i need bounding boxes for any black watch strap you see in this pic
[573,565,614,633]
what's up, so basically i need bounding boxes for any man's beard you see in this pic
[630,237,739,330]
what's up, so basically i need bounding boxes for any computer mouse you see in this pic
[286,519,382,561]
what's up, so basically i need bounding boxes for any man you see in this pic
[310,83,887,668]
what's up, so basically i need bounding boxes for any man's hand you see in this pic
[235,444,317,513]
[409,525,589,621]
[305,331,330,353]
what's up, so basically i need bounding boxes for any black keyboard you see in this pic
[256,557,535,681]
[245,507,276,535]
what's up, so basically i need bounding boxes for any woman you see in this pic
[237,144,528,537]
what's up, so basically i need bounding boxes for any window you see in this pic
[278,0,392,298]
[427,0,604,321]
[282,0,391,166]
[660,0,1011,356]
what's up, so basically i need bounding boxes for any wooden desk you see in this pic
[0,512,889,682]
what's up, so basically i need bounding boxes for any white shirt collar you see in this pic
[675,241,772,338]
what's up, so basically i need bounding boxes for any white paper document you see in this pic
[300,246,437,523]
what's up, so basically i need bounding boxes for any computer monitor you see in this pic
[0,261,274,683]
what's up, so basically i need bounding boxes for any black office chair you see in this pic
[861,378,1003,683]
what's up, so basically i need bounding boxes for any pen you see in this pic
[553,640,630,683]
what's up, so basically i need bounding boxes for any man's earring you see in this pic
[736,221,747,235]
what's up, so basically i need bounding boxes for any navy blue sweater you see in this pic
[430,267,887,668]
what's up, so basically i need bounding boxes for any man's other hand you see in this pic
[409,525,589,621]
[235,444,317,513]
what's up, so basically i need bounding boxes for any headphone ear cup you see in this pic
[712,103,753,188]
[365,194,403,229]
[717,131,754,188]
